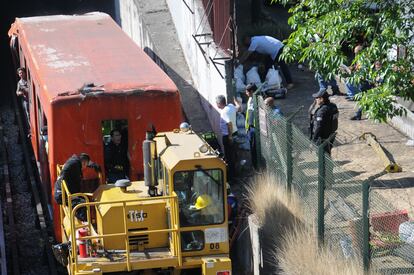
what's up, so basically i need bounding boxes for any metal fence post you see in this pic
[285,106,303,192]
[317,134,336,245]
[362,180,371,273]
[361,171,386,273]
[253,94,262,168]
[285,120,292,192]
[317,144,326,245]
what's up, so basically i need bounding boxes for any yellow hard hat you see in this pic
[194,195,212,210]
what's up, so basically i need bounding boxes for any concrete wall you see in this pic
[116,1,152,51]
[114,0,229,135]
[165,0,229,134]
[115,1,166,70]
[390,103,414,139]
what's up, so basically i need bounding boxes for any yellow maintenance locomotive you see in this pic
[58,125,232,275]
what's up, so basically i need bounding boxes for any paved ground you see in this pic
[239,1,414,217]
[135,2,414,272]
[134,0,212,133]
[142,0,414,217]
[277,63,414,216]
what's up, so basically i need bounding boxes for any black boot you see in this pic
[52,242,70,266]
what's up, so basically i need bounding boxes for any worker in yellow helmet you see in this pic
[193,194,212,210]
[189,194,219,224]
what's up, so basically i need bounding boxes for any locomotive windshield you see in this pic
[174,169,224,227]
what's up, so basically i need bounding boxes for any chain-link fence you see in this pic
[253,94,414,273]
[369,181,414,274]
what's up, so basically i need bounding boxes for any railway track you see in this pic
[0,95,57,274]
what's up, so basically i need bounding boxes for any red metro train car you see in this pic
[8,12,183,238]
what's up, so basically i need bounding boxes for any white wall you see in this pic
[116,1,154,52]
[115,0,230,135]
[116,1,167,71]
[165,0,229,134]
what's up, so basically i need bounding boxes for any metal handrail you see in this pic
[69,195,179,269]
[57,167,181,272]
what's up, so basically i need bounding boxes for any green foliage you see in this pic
[272,0,414,121]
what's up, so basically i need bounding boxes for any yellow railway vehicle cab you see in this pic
[58,126,232,275]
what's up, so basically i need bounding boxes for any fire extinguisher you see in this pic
[77,228,89,258]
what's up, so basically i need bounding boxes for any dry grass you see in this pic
[246,173,304,273]
[247,173,379,275]
[277,227,379,275]
[246,173,303,226]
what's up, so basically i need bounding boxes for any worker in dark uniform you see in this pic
[104,129,130,183]
[52,153,99,265]
[310,89,339,187]
[310,89,339,154]
[54,153,100,205]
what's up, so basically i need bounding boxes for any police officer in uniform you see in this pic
[104,129,130,183]
[310,89,339,154]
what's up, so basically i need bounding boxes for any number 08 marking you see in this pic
[209,243,220,250]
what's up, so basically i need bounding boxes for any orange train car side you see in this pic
[9,12,183,239]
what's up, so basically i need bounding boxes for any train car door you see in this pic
[36,98,50,203]
[101,119,129,185]
[28,76,39,161]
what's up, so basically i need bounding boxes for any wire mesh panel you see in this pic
[255,95,414,273]
[261,111,288,179]
[290,125,319,225]
[324,156,365,266]
[369,185,414,274]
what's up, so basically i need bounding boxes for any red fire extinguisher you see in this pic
[77,228,89,258]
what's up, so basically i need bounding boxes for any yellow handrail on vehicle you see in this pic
[68,195,181,273]
[57,165,182,274]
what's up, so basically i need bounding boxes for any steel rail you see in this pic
[0,123,19,274]
[10,84,57,274]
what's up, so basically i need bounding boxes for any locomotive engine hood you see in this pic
[92,181,168,250]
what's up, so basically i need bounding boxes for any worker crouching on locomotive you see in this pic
[53,153,100,266]
[54,153,100,206]
[104,129,130,183]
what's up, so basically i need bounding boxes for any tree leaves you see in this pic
[272,0,414,122]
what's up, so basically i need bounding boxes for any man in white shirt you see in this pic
[240,35,294,89]
[216,95,238,179]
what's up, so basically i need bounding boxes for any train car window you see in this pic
[37,96,48,154]
[19,47,24,67]
[10,36,20,67]
[24,67,32,83]
[28,81,36,119]
[37,97,42,132]
[23,57,27,73]
[101,120,130,183]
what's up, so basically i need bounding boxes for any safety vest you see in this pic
[245,97,255,130]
